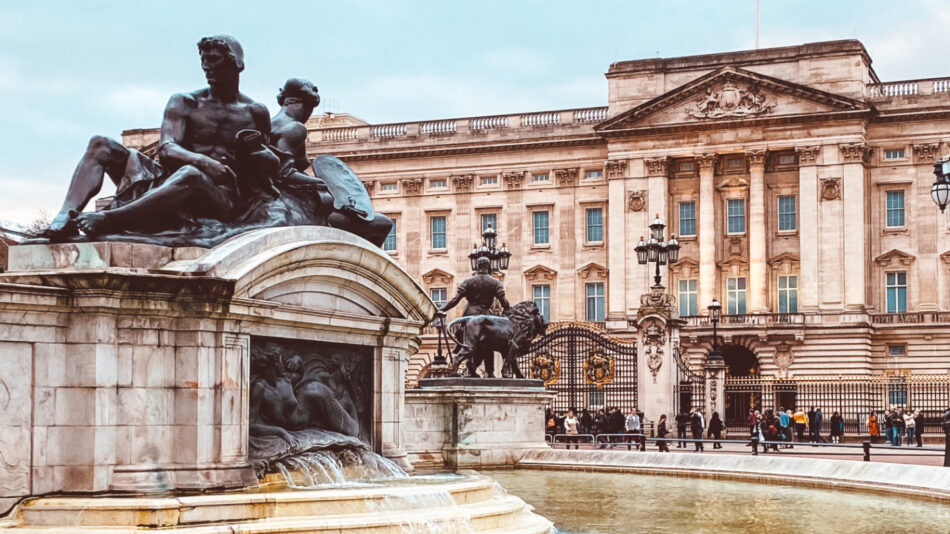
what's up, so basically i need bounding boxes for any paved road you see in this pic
[549,439,947,466]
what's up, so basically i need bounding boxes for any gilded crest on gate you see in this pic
[530,352,561,386]
[584,351,615,389]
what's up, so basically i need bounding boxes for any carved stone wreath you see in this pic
[628,190,646,212]
[821,178,841,201]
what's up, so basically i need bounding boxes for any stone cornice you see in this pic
[839,143,873,164]
[913,143,941,162]
[746,149,767,169]
[644,157,669,176]
[874,249,915,267]
[696,154,718,170]
[795,145,821,166]
[523,264,558,282]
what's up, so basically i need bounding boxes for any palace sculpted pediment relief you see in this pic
[596,66,870,134]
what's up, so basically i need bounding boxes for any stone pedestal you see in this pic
[705,358,726,422]
[635,287,681,422]
[0,227,433,508]
[404,378,555,470]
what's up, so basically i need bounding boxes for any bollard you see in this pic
[862,440,871,462]
[751,436,759,456]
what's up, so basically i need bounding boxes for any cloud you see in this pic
[99,84,174,123]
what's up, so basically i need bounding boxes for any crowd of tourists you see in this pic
[545,405,928,451]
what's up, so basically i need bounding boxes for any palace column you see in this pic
[797,146,821,311]
[645,157,670,284]
[748,150,768,313]
[914,143,941,311]
[606,160,628,324]
[697,154,718,313]
[839,144,871,311]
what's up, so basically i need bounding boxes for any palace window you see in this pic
[430,288,447,308]
[678,279,698,317]
[481,213,498,233]
[778,153,797,166]
[885,272,907,313]
[380,182,398,192]
[778,275,798,313]
[678,160,695,172]
[383,220,397,252]
[430,216,446,249]
[532,173,549,182]
[533,284,551,322]
[778,195,796,232]
[884,148,905,160]
[887,344,907,357]
[586,282,605,322]
[886,191,905,227]
[533,210,550,245]
[726,156,744,169]
[585,169,603,179]
[727,198,746,234]
[678,202,696,236]
[429,178,447,188]
[480,175,498,185]
[586,207,604,242]
[726,277,747,314]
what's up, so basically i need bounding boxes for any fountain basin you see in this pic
[0,474,553,533]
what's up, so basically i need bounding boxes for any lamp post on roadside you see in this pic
[708,299,723,363]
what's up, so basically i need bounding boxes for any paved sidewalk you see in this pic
[550,440,947,466]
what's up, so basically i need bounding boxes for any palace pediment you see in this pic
[597,66,871,135]
[874,249,915,267]
[523,264,558,282]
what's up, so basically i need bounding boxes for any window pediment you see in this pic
[577,262,608,280]
[524,264,558,282]
[874,249,915,267]
[421,268,454,285]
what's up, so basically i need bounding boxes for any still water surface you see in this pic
[481,469,950,534]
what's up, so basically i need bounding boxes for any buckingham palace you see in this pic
[120,39,950,422]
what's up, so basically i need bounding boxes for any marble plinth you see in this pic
[404,379,555,469]
[0,227,434,509]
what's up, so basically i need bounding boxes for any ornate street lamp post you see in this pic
[931,160,950,212]
[431,223,511,374]
[707,299,723,362]
[634,214,680,288]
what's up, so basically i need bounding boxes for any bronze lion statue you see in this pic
[445,301,548,378]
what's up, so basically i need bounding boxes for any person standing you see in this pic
[867,410,880,444]
[707,411,724,449]
[806,407,817,442]
[690,409,705,452]
[656,414,671,452]
[778,408,791,448]
[594,409,608,448]
[564,409,580,450]
[580,408,593,437]
[903,409,916,447]
[625,408,641,450]
[829,411,844,443]
[793,407,808,442]
[913,410,924,447]
[676,409,689,448]
[892,408,905,447]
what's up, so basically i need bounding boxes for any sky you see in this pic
[1,0,948,226]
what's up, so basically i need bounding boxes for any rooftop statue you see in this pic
[38,35,391,248]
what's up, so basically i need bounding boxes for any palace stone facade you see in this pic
[124,40,950,382]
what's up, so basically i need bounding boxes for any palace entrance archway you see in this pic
[722,344,760,426]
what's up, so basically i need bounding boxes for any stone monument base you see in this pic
[404,378,555,470]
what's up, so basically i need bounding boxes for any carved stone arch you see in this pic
[421,268,454,286]
[874,249,915,267]
[523,264,558,282]
[577,262,608,280]
[174,226,435,322]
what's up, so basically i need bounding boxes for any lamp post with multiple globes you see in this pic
[634,214,680,288]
